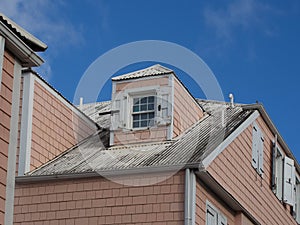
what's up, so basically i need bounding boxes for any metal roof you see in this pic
[28,101,254,176]
[0,13,47,52]
[111,64,173,81]
[79,101,111,128]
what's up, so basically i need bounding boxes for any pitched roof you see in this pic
[27,100,255,177]
[111,64,173,81]
[0,13,47,52]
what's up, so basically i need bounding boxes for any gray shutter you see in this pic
[252,124,259,169]
[258,135,264,175]
[275,154,283,200]
[218,214,227,225]
[283,156,295,205]
[207,206,217,225]
[111,97,121,130]
[296,182,300,223]
[272,141,277,191]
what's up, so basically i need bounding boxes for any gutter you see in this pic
[16,163,201,184]
[184,168,196,225]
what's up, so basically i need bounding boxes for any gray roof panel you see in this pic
[29,100,254,177]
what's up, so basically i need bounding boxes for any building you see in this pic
[0,13,299,225]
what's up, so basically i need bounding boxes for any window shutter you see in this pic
[218,214,227,225]
[207,206,217,225]
[283,156,295,205]
[252,124,259,169]
[258,135,264,175]
[111,97,121,130]
[296,182,300,223]
[272,144,277,190]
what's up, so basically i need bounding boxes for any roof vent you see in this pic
[229,93,234,108]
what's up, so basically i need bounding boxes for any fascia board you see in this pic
[0,21,43,67]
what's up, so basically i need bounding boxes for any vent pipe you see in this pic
[229,93,234,108]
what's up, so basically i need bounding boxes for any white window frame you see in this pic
[206,201,227,225]
[125,87,158,130]
[131,95,156,129]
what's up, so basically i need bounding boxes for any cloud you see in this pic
[203,0,278,41]
[0,0,85,81]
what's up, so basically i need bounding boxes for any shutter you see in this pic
[252,124,259,169]
[258,135,264,175]
[296,182,300,223]
[275,154,283,200]
[111,97,121,130]
[218,214,227,225]
[283,156,295,205]
[272,143,277,190]
[207,206,217,225]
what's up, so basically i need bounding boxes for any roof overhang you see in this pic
[0,20,44,67]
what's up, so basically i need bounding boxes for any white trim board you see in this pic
[0,35,5,93]
[202,110,260,168]
[18,71,35,175]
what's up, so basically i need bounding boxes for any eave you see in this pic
[0,21,44,67]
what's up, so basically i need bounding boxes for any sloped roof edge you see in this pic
[0,13,47,52]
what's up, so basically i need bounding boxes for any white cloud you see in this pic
[203,0,278,41]
[0,0,85,81]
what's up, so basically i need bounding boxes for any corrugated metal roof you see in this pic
[29,101,254,176]
[79,101,111,128]
[0,13,47,52]
[111,64,173,81]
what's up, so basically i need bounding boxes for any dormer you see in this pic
[110,64,204,146]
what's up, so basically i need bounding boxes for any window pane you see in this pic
[141,120,148,127]
[133,98,140,105]
[149,112,154,119]
[141,97,147,104]
[148,103,154,110]
[133,114,139,121]
[148,96,154,103]
[133,105,139,112]
[133,121,139,128]
[141,104,147,111]
[141,113,147,120]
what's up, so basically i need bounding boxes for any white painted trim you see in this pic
[18,71,35,175]
[34,75,96,128]
[4,60,22,225]
[202,110,260,168]
[0,35,5,93]
[168,75,174,140]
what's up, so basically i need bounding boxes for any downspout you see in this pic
[185,168,196,225]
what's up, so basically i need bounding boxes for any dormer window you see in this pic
[132,96,155,128]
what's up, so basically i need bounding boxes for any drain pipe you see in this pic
[185,168,196,225]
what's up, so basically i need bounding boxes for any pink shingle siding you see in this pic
[207,116,297,225]
[14,172,185,225]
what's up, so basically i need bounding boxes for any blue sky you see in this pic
[1,0,300,161]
